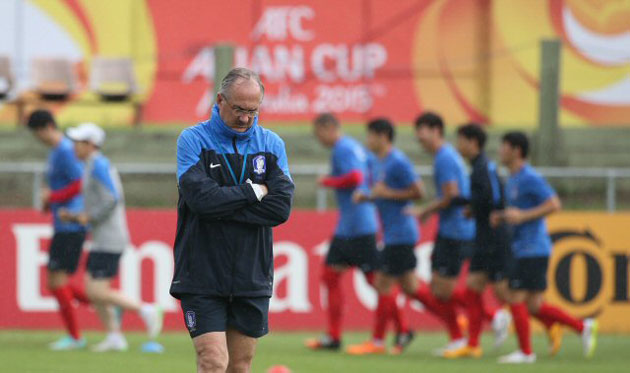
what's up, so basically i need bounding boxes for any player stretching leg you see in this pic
[306,114,409,352]
[494,131,598,364]
[60,123,163,351]
[349,119,423,355]
[27,110,89,350]
[443,123,513,359]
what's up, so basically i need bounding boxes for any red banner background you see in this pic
[0,209,454,333]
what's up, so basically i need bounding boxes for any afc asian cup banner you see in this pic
[1,209,630,333]
[1,0,629,126]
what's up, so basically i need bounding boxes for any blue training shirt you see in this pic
[47,137,84,232]
[371,148,419,245]
[506,164,555,258]
[331,136,377,238]
[433,143,474,240]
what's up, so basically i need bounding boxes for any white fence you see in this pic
[1,162,629,212]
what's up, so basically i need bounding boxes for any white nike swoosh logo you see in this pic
[210,163,221,168]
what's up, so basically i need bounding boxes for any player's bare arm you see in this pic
[501,196,562,225]
[371,180,424,201]
[411,180,458,222]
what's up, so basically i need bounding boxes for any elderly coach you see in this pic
[170,68,294,373]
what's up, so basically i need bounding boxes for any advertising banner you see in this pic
[1,209,629,333]
[0,0,628,126]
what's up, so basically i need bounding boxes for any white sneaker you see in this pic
[91,333,128,352]
[140,304,163,340]
[432,338,467,357]
[492,309,512,350]
[582,318,598,358]
[498,350,536,364]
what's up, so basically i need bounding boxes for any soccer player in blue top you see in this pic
[26,110,89,350]
[412,112,474,356]
[492,131,597,364]
[350,118,422,355]
[306,113,406,352]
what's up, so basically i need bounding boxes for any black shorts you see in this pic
[47,231,86,274]
[380,244,417,276]
[431,236,472,277]
[87,252,122,279]
[179,294,270,339]
[508,256,549,291]
[325,234,378,273]
[469,242,511,283]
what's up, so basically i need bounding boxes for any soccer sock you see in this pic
[463,287,483,348]
[322,267,343,341]
[535,303,584,333]
[373,294,389,341]
[453,287,495,322]
[532,313,554,329]
[510,303,532,355]
[484,306,496,322]
[415,284,463,340]
[68,283,90,305]
[390,287,409,335]
[452,287,468,309]
[51,286,81,340]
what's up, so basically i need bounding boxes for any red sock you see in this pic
[532,313,554,329]
[483,304,496,322]
[452,287,467,309]
[463,287,483,347]
[68,283,90,305]
[51,286,80,340]
[454,287,496,322]
[510,303,532,355]
[373,294,389,341]
[322,267,343,341]
[389,287,409,334]
[415,284,463,340]
[536,303,584,333]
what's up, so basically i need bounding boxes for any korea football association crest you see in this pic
[186,311,196,330]
[253,155,266,175]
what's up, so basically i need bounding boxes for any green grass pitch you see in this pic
[1,330,628,372]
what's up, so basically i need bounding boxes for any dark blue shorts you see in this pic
[469,242,512,283]
[508,256,549,291]
[47,231,86,274]
[87,251,122,279]
[431,236,473,278]
[179,294,270,339]
[325,234,379,273]
[380,244,417,276]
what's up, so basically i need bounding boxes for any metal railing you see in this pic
[1,162,630,212]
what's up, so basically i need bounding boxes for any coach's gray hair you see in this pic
[217,67,265,100]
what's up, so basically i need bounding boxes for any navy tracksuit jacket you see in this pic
[170,106,294,299]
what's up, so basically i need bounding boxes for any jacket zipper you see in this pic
[232,137,239,155]
[230,136,238,301]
